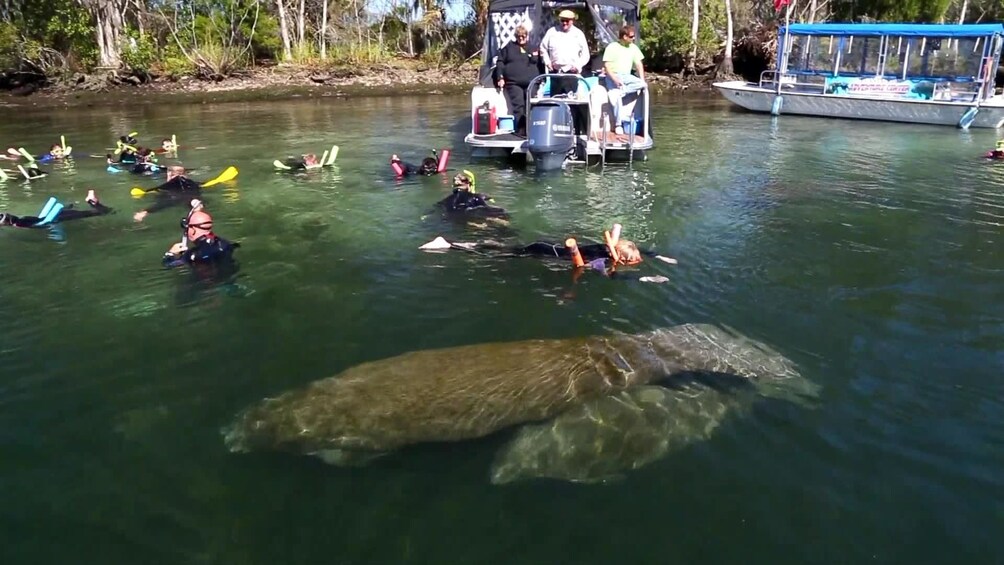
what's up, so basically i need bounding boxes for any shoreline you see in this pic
[0,63,719,109]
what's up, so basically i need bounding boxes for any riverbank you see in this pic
[0,59,719,109]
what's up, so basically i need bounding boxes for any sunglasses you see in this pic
[624,35,635,40]
[560,18,573,23]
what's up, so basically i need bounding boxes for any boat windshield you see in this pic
[787,35,987,81]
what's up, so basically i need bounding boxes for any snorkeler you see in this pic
[420,224,677,276]
[36,140,72,163]
[132,165,239,221]
[163,200,239,267]
[0,190,112,228]
[987,140,1004,159]
[434,170,508,218]
[279,153,320,170]
[133,165,202,222]
[391,149,450,177]
[273,145,339,171]
[107,133,141,165]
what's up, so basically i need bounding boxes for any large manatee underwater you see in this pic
[223,324,817,483]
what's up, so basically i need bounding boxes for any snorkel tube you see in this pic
[437,149,450,173]
[604,223,622,265]
[390,154,405,176]
[565,238,585,268]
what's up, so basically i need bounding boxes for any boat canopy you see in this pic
[478,0,640,86]
[781,23,1004,39]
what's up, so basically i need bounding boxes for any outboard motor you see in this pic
[527,101,574,171]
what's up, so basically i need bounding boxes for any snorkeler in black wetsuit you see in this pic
[0,190,111,228]
[133,166,202,222]
[421,224,678,278]
[434,170,508,218]
[162,201,239,267]
[391,149,450,177]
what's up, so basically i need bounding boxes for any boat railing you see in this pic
[759,70,825,93]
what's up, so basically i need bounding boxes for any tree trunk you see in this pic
[320,0,328,59]
[686,0,699,75]
[297,0,306,52]
[276,0,292,60]
[84,0,124,68]
[717,0,734,77]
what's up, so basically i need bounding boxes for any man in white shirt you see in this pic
[539,9,590,97]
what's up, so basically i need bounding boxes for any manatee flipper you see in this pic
[490,385,736,485]
[311,448,388,468]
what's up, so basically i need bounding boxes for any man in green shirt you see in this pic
[602,25,646,135]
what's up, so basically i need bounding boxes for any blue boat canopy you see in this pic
[781,23,1004,38]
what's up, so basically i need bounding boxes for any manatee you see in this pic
[223,323,815,481]
[490,383,740,485]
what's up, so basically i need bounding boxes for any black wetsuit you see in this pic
[0,199,112,228]
[140,176,202,216]
[281,157,312,170]
[110,150,138,165]
[393,157,439,177]
[163,234,239,268]
[473,239,658,271]
[130,161,160,174]
[436,189,508,218]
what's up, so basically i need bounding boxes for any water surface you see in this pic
[1,95,1002,564]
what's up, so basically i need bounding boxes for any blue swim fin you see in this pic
[36,202,64,226]
[37,197,57,219]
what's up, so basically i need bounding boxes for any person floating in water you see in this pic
[107,133,141,165]
[420,224,677,279]
[274,145,339,171]
[434,170,508,219]
[163,199,239,267]
[0,190,112,228]
[36,140,71,163]
[986,140,1004,159]
[279,153,320,170]
[390,149,450,177]
[133,166,203,222]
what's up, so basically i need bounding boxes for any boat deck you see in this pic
[466,130,652,160]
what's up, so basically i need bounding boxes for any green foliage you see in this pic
[2,0,96,71]
[830,0,953,22]
[0,22,19,70]
[250,12,282,61]
[327,43,394,66]
[640,1,694,71]
[121,30,158,74]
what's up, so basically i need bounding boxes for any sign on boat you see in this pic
[713,23,1004,129]
[465,0,655,168]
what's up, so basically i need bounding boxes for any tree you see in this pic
[686,0,699,75]
[718,0,734,76]
[276,0,292,60]
[79,0,125,67]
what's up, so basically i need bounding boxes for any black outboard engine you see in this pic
[527,101,574,171]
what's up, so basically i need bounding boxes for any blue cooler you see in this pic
[497,115,515,132]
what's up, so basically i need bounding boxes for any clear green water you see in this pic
[1,95,1002,564]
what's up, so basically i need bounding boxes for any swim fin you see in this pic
[326,145,339,166]
[37,197,57,218]
[273,159,292,170]
[0,167,7,181]
[36,201,64,226]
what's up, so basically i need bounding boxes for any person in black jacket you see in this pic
[494,25,543,137]
[133,166,203,222]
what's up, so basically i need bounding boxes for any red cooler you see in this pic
[475,103,497,135]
